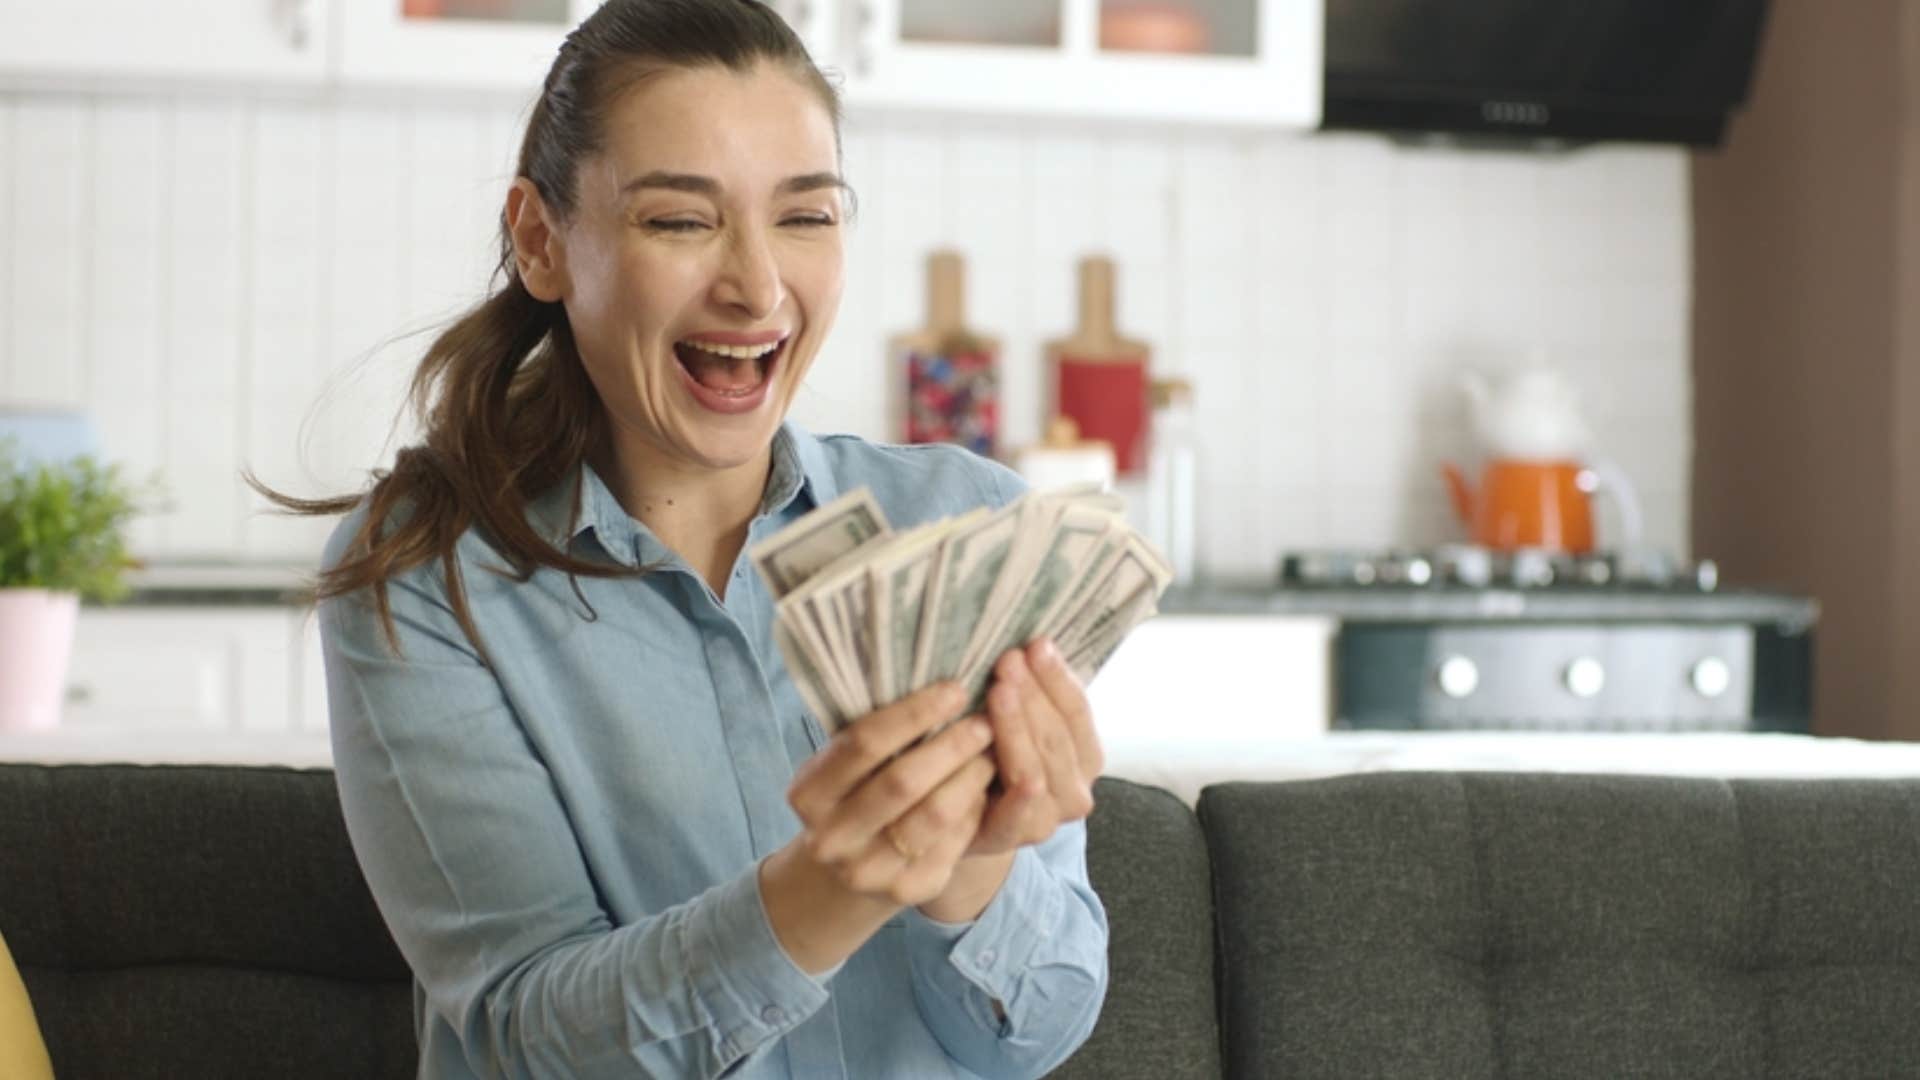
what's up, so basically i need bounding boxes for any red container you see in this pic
[1047,256,1152,477]
[1057,354,1148,474]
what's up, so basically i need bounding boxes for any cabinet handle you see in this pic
[279,0,315,52]
[66,685,93,705]
[851,1,874,76]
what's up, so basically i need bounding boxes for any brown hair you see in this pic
[252,0,843,660]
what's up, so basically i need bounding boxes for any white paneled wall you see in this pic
[0,93,1692,573]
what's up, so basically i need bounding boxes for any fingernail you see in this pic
[1036,639,1060,664]
[971,719,993,742]
[940,683,967,709]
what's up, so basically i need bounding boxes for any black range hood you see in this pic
[1321,0,1772,148]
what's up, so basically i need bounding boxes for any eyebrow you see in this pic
[619,170,850,197]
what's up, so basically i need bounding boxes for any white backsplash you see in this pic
[0,94,1691,574]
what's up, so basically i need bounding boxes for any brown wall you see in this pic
[1693,0,1915,738]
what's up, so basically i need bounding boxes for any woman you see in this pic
[277,1,1110,1076]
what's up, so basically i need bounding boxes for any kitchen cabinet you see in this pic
[0,0,328,87]
[1,0,1316,127]
[834,0,1321,126]
[64,607,327,734]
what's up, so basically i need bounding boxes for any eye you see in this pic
[645,218,709,233]
[781,214,838,229]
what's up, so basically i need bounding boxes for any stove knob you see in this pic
[1694,560,1721,592]
[1564,657,1606,698]
[1406,557,1434,587]
[1691,657,1732,699]
[1437,656,1480,699]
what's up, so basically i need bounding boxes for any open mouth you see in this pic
[672,337,785,402]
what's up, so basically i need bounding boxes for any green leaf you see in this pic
[0,437,160,603]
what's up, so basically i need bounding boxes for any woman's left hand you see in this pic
[914,638,1101,923]
[969,637,1103,856]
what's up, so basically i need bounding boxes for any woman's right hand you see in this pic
[788,682,997,905]
[761,683,997,972]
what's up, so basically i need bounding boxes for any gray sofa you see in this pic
[3,763,1918,1078]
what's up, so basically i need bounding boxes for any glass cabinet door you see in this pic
[398,0,573,22]
[843,0,1319,126]
[898,0,1062,48]
[1096,0,1255,58]
[339,0,597,91]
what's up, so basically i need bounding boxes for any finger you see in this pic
[1027,638,1105,779]
[988,656,1049,795]
[790,682,967,820]
[889,758,996,904]
[971,765,1045,855]
[1007,651,1093,820]
[886,752,995,867]
[810,716,993,863]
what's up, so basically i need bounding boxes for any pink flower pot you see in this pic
[0,590,80,732]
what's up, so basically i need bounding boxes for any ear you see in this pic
[506,178,568,303]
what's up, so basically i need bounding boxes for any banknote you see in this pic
[757,484,1169,730]
[748,487,890,599]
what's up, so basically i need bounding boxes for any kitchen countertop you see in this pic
[1160,580,1819,626]
[110,561,1819,627]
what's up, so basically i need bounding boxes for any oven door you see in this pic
[1334,621,1812,733]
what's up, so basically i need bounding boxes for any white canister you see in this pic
[1012,417,1117,492]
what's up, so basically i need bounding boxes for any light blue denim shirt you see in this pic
[320,422,1109,1079]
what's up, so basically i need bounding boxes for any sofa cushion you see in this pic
[1198,771,1920,1080]
[0,764,414,1080]
[1050,776,1221,1079]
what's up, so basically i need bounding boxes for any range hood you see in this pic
[1320,0,1772,148]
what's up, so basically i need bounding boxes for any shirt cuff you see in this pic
[683,863,835,1068]
[903,847,1063,1024]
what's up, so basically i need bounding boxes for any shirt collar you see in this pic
[526,420,841,567]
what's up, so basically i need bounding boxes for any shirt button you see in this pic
[976,949,997,969]
[761,1005,785,1025]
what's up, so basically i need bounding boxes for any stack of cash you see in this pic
[751,485,1172,731]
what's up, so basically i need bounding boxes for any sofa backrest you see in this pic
[0,764,415,1080]
[1198,771,1920,1080]
[1056,777,1222,1079]
[0,765,1219,1080]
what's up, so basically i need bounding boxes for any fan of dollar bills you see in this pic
[750,485,1172,732]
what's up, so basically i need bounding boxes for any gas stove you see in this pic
[1265,547,1809,734]
[1279,546,1721,593]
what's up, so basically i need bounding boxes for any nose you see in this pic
[712,225,785,320]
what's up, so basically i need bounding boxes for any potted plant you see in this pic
[0,439,147,732]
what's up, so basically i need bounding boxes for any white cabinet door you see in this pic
[65,607,310,732]
[0,1,328,86]
[336,0,592,91]
[1086,614,1336,743]
[839,0,1320,126]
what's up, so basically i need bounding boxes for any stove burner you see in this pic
[1278,547,1721,593]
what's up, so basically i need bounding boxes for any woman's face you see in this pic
[539,61,846,476]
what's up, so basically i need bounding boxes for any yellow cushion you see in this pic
[0,928,54,1080]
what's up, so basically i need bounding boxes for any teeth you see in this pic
[680,339,781,361]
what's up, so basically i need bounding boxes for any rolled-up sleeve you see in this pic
[899,822,1109,1078]
[322,560,827,1079]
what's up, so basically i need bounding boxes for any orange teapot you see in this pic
[1443,460,1596,553]
[1445,366,1643,554]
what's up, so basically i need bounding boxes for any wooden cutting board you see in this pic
[888,250,1002,456]
[1046,255,1151,475]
